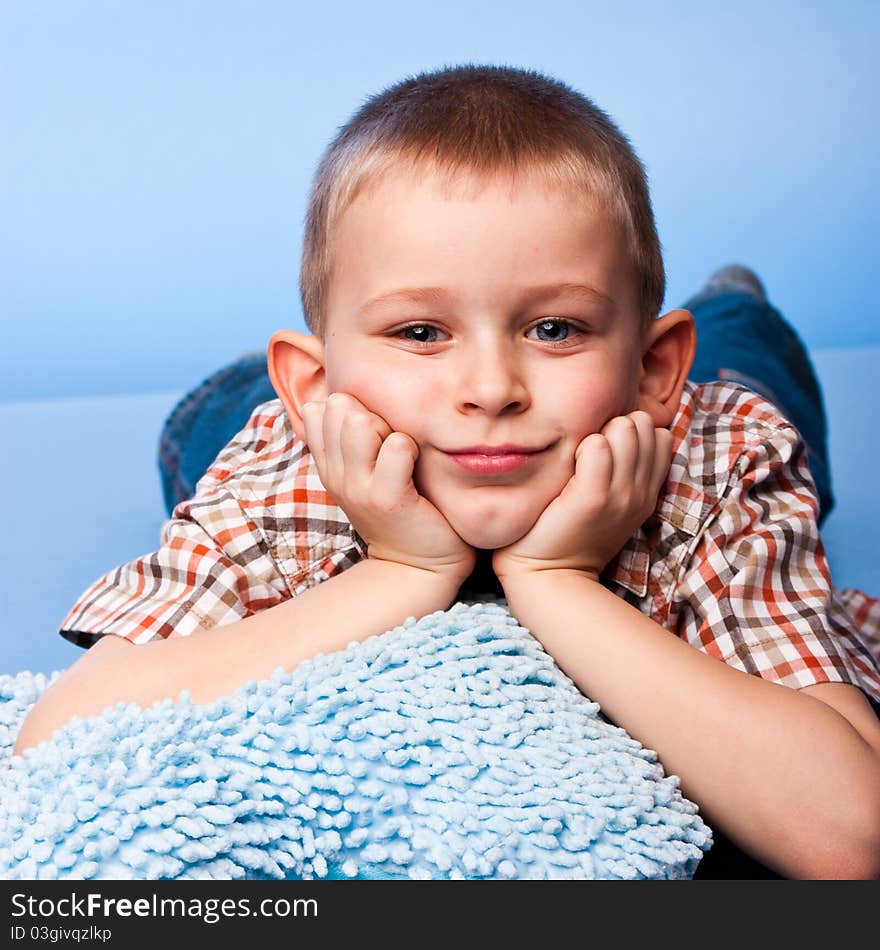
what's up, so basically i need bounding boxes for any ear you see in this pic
[636,308,697,427]
[267,329,327,443]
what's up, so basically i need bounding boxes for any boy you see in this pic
[14,64,880,879]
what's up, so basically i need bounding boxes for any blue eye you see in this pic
[394,318,585,348]
[528,319,580,345]
[398,324,443,346]
[529,317,584,346]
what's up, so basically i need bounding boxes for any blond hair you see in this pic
[300,63,665,338]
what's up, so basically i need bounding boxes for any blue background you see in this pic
[2,1,879,675]
[2,0,878,402]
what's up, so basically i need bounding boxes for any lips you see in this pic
[445,444,549,475]
[446,444,545,456]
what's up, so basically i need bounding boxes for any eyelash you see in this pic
[393,318,587,349]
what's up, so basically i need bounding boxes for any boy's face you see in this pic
[320,166,648,551]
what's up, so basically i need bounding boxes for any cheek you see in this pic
[554,375,630,443]
[325,366,431,439]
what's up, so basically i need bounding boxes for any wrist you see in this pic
[364,555,468,603]
[497,566,601,592]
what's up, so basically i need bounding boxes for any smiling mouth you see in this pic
[444,447,549,475]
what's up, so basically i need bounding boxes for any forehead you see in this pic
[327,163,635,321]
[352,160,605,217]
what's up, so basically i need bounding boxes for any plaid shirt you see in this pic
[60,380,880,704]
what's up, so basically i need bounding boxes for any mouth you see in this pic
[444,445,551,475]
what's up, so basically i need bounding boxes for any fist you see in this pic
[302,392,476,583]
[492,410,674,582]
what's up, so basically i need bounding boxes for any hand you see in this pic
[302,392,477,585]
[492,410,674,583]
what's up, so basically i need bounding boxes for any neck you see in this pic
[456,548,504,600]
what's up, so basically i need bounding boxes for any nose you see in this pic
[453,337,531,415]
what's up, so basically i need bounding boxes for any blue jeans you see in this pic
[158,288,834,525]
[158,350,277,517]
[683,287,833,523]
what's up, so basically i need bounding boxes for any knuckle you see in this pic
[386,433,406,452]
[602,418,626,436]
[342,411,369,433]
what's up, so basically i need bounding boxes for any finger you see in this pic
[373,431,419,506]
[650,427,674,496]
[331,391,395,442]
[629,410,657,488]
[601,415,639,495]
[573,432,614,499]
[340,409,387,494]
[321,392,350,489]
[302,400,327,479]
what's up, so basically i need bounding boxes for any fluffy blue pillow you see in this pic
[0,599,712,879]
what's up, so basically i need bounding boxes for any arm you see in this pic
[501,569,880,880]
[14,558,460,756]
[20,391,477,756]
[492,409,880,879]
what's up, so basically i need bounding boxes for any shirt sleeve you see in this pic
[673,421,873,695]
[59,410,294,648]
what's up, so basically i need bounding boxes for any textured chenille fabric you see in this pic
[3,603,715,881]
[59,379,880,705]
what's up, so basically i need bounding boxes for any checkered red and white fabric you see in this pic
[60,380,880,703]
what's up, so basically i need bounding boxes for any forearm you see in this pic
[14,559,459,755]
[502,570,880,879]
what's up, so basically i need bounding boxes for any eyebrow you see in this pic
[357,282,615,317]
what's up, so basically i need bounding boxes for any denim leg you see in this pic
[684,288,834,525]
[158,351,275,516]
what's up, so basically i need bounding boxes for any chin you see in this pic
[442,505,540,551]
[416,464,562,551]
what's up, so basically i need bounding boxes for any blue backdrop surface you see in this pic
[1,0,878,402]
